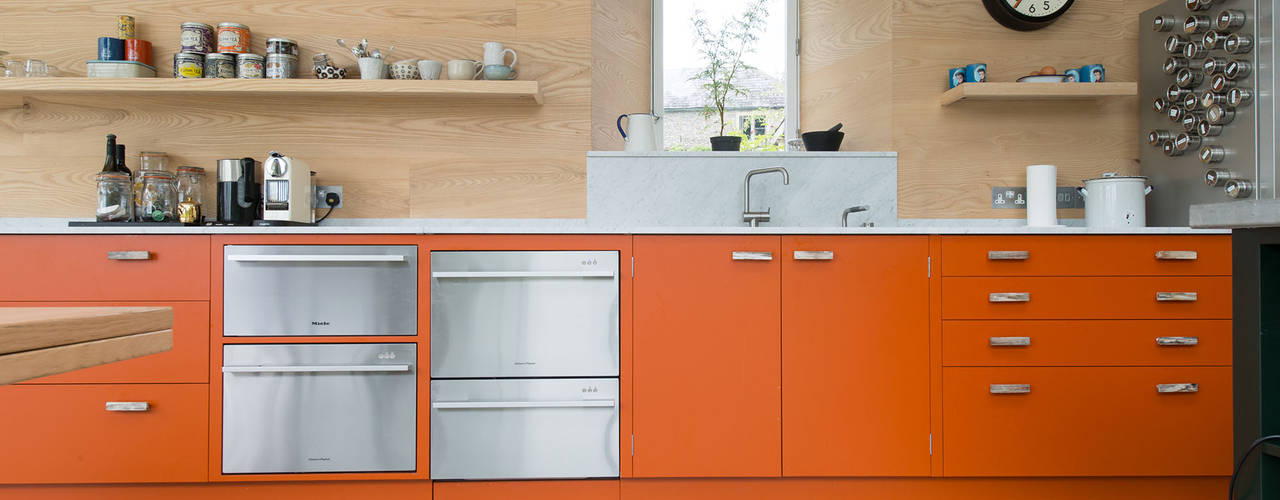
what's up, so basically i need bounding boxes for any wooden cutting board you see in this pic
[0,307,173,385]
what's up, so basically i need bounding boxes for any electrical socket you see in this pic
[314,185,343,208]
[991,186,1084,209]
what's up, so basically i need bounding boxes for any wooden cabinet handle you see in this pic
[988,251,1030,260]
[1155,250,1198,260]
[1156,292,1198,302]
[989,336,1031,346]
[1156,336,1199,346]
[989,292,1030,303]
[792,251,834,261]
[990,384,1031,394]
[105,401,150,412]
[731,252,773,261]
[107,251,152,261]
[1156,383,1199,393]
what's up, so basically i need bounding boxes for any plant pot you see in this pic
[709,136,742,151]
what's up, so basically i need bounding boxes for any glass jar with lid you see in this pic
[96,172,133,222]
[134,151,169,220]
[176,166,205,206]
[140,171,178,222]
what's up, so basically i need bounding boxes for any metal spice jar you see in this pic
[173,52,203,78]
[180,22,215,54]
[117,15,135,39]
[236,53,264,78]
[265,53,297,79]
[216,22,250,54]
[204,53,235,78]
[266,37,298,56]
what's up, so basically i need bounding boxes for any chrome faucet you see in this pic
[841,205,870,227]
[743,167,790,227]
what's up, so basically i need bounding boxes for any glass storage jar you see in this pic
[176,166,205,206]
[134,151,169,220]
[140,171,178,222]
[95,172,133,222]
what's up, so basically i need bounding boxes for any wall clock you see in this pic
[982,0,1075,31]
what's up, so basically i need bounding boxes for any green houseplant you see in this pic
[689,0,771,151]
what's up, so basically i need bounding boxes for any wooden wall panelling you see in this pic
[798,0,894,151]
[590,0,650,151]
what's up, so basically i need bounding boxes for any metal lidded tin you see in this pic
[204,53,236,78]
[265,53,298,79]
[217,22,251,54]
[180,22,216,54]
[174,52,204,78]
[236,53,264,78]
[117,15,136,39]
[266,37,299,57]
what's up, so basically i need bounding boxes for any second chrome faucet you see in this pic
[742,167,790,227]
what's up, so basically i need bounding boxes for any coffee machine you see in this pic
[262,151,314,224]
[216,157,258,225]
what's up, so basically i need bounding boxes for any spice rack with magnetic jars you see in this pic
[1141,0,1267,225]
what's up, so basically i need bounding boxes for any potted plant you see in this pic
[689,0,771,151]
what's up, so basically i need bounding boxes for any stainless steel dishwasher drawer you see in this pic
[222,343,417,474]
[430,378,619,480]
[430,251,619,378]
[224,245,417,336]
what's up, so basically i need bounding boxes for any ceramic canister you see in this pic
[216,22,250,54]
[236,53,264,78]
[180,22,215,54]
[173,52,204,78]
[204,53,235,78]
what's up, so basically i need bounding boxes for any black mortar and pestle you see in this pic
[801,123,845,151]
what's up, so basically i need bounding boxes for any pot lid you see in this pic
[1083,172,1149,182]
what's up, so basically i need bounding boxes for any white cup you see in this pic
[418,60,443,80]
[358,57,386,80]
[447,59,482,80]
[482,42,517,68]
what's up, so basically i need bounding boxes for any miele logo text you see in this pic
[581,386,599,393]
[311,321,330,326]
[514,361,536,366]
[580,259,598,266]
[307,457,332,461]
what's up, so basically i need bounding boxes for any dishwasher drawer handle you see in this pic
[1156,292,1198,302]
[1157,383,1199,393]
[105,401,150,412]
[222,364,412,374]
[227,254,407,263]
[433,400,617,409]
[793,251,834,261]
[432,270,615,279]
[990,384,1031,394]
[1157,336,1199,346]
[988,251,1030,260]
[1155,250,1198,261]
[732,251,773,261]
[107,251,152,261]
[989,336,1031,346]
[989,292,1031,303]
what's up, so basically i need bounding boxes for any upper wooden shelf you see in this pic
[940,82,1137,106]
[0,78,543,104]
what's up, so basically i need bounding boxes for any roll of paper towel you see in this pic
[1026,164,1059,227]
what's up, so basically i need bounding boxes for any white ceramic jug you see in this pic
[617,113,660,152]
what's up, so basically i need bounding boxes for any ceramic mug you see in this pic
[482,64,517,80]
[1081,64,1106,82]
[447,59,482,80]
[358,57,386,80]
[418,59,443,80]
[482,41,517,68]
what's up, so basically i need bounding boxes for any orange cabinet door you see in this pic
[632,236,781,477]
[943,366,1232,476]
[943,319,1232,367]
[0,236,209,301]
[0,384,208,484]
[942,276,1231,320]
[940,235,1231,277]
[781,236,930,476]
[12,301,209,384]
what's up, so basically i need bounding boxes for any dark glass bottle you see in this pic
[114,144,132,177]
[100,134,117,173]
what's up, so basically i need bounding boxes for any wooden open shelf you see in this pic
[940,82,1137,106]
[0,77,543,104]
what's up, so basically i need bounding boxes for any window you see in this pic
[653,0,798,151]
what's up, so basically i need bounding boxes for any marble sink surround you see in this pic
[586,151,898,228]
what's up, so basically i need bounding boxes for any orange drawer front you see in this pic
[0,384,208,484]
[12,301,209,384]
[435,480,619,500]
[941,235,1230,277]
[943,320,1232,367]
[0,236,209,301]
[942,366,1232,477]
[942,276,1231,320]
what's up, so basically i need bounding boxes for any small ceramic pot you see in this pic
[482,64,517,80]
[358,56,387,80]
[389,60,420,80]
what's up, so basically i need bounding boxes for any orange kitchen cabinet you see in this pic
[435,480,618,500]
[943,366,1232,476]
[13,301,209,384]
[632,236,781,477]
[781,236,931,476]
[943,319,1232,367]
[0,235,209,301]
[941,235,1231,277]
[0,384,208,484]
[941,276,1231,320]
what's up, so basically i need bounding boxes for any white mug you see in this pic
[418,60,443,80]
[447,59,482,80]
[358,57,386,80]
[482,42,517,68]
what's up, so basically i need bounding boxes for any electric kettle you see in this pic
[617,113,661,152]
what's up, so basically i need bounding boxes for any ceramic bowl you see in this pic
[389,60,420,80]
[1016,74,1068,83]
[314,64,347,79]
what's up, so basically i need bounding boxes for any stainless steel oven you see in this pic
[223,245,417,336]
[221,343,417,474]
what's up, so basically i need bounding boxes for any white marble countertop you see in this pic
[0,218,1229,235]
[1190,200,1280,229]
[587,151,898,158]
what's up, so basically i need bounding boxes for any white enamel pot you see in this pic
[1077,173,1153,228]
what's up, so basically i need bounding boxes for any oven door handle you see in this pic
[431,271,616,279]
[433,400,617,409]
[222,364,412,373]
[227,254,407,263]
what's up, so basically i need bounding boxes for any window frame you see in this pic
[650,0,800,150]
